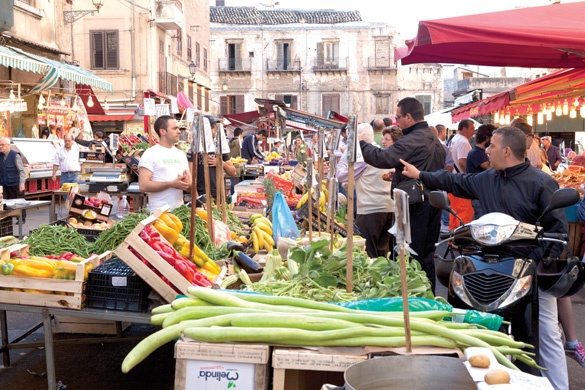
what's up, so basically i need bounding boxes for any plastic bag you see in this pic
[272,192,300,245]
[333,297,452,312]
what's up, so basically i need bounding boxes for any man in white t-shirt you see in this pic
[449,119,475,173]
[138,116,190,212]
[447,119,475,228]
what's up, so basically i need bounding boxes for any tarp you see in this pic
[395,2,585,68]
[0,45,50,74]
[451,68,585,121]
[176,91,194,109]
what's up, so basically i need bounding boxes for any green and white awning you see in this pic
[0,46,113,93]
[0,45,51,74]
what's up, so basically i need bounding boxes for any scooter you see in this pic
[432,188,584,372]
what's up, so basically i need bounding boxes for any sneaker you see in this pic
[566,341,585,368]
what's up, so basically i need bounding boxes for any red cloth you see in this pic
[449,193,474,230]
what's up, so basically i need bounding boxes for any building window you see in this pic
[275,94,297,109]
[227,43,241,70]
[322,94,340,117]
[204,49,208,71]
[317,41,339,69]
[197,85,203,110]
[187,36,192,60]
[90,30,119,70]
[249,52,254,58]
[415,94,432,115]
[205,89,210,112]
[375,95,390,115]
[176,28,182,55]
[276,42,291,70]
[195,42,200,66]
[220,95,244,115]
[189,84,194,105]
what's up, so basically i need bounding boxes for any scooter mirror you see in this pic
[429,191,451,210]
[549,188,580,211]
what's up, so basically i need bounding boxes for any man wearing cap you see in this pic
[543,136,562,171]
[241,129,267,163]
[271,139,283,155]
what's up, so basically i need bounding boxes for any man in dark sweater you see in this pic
[241,129,267,162]
[359,97,445,291]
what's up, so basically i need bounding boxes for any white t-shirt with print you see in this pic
[138,144,189,212]
[449,133,471,173]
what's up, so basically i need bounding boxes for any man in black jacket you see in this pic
[359,97,445,291]
[400,126,568,390]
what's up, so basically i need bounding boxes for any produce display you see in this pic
[24,225,94,258]
[67,217,115,231]
[121,288,542,373]
[552,169,585,190]
[239,239,434,302]
[248,214,274,253]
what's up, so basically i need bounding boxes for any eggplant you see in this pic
[226,241,246,253]
[234,251,263,274]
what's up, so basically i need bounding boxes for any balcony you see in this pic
[218,58,252,75]
[155,1,183,31]
[313,57,347,74]
[367,57,396,73]
[266,59,301,74]
[159,72,178,96]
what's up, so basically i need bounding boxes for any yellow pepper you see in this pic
[163,212,183,233]
[15,259,55,273]
[196,208,208,221]
[13,264,53,278]
[202,261,221,276]
[53,260,93,280]
[160,213,180,233]
[154,220,179,245]
[199,267,217,279]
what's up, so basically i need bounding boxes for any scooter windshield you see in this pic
[468,213,520,246]
[467,212,520,227]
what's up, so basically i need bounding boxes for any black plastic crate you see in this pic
[85,258,151,312]
[0,217,13,237]
[51,219,101,242]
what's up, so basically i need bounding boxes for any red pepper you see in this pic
[150,241,164,252]
[174,261,193,283]
[156,250,177,266]
[60,252,74,260]
[192,272,212,287]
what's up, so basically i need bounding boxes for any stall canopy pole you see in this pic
[215,123,227,224]
[317,127,325,238]
[345,116,357,293]
[393,188,413,353]
[189,113,201,261]
[327,129,340,251]
[307,159,313,245]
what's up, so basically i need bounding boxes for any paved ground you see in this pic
[0,203,584,389]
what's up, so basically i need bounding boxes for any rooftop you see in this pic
[210,6,362,25]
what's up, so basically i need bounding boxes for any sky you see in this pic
[230,0,581,37]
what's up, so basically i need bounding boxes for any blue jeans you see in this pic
[60,171,79,185]
[441,209,450,226]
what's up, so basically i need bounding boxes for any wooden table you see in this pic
[0,303,151,390]
[1,200,52,238]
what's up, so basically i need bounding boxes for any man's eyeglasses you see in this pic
[396,114,407,120]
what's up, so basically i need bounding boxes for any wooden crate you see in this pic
[174,340,270,390]
[272,347,366,390]
[568,222,583,256]
[0,245,103,310]
[113,208,193,303]
[53,315,130,335]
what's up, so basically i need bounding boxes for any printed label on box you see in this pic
[185,360,255,390]
[111,276,127,287]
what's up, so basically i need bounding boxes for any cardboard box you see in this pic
[68,193,113,222]
[174,340,270,390]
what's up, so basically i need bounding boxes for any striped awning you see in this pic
[0,46,113,93]
[0,46,51,74]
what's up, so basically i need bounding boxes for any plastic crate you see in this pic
[0,217,13,237]
[85,257,151,312]
[51,219,102,242]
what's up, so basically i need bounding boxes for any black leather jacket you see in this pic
[360,121,446,189]
[419,161,567,234]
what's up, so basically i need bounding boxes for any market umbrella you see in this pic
[395,2,585,68]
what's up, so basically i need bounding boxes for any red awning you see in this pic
[395,2,585,68]
[146,89,171,102]
[88,110,135,122]
[451,68,585,121]
[224,111,271,125]
[76,85,105,115]
[177,91,194,109]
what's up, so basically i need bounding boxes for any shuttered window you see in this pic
[205,89,209,112]
[90,30,119,70]
[415,94,432,115]
[187,36,192,60]
[197,85,203,110]
[196,42,200,66]
[204,49,208,71]
[275,94,297,109]
[220,95,245,115]
[322,94,340,117]
[176,28,182,56]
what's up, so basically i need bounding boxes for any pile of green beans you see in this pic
[170,205,216,255]
[89,212,149,254]
[24,225,93,257]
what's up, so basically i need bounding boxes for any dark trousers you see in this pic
[408,200,441,293]
[356,212,393,259]
[3,185,26,221]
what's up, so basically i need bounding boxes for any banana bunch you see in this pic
[265,151,281,162]
[248,214,275,253]
[231,157,248,164]
[296,183,329,212]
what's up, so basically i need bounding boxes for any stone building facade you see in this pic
[209,6,442,121]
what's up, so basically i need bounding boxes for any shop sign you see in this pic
[185,360,255,390]
[48,114,56,126]
[56,116,64,126]
[37,114,46,126]
[13,102,27,112]
[144,99,155,116]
